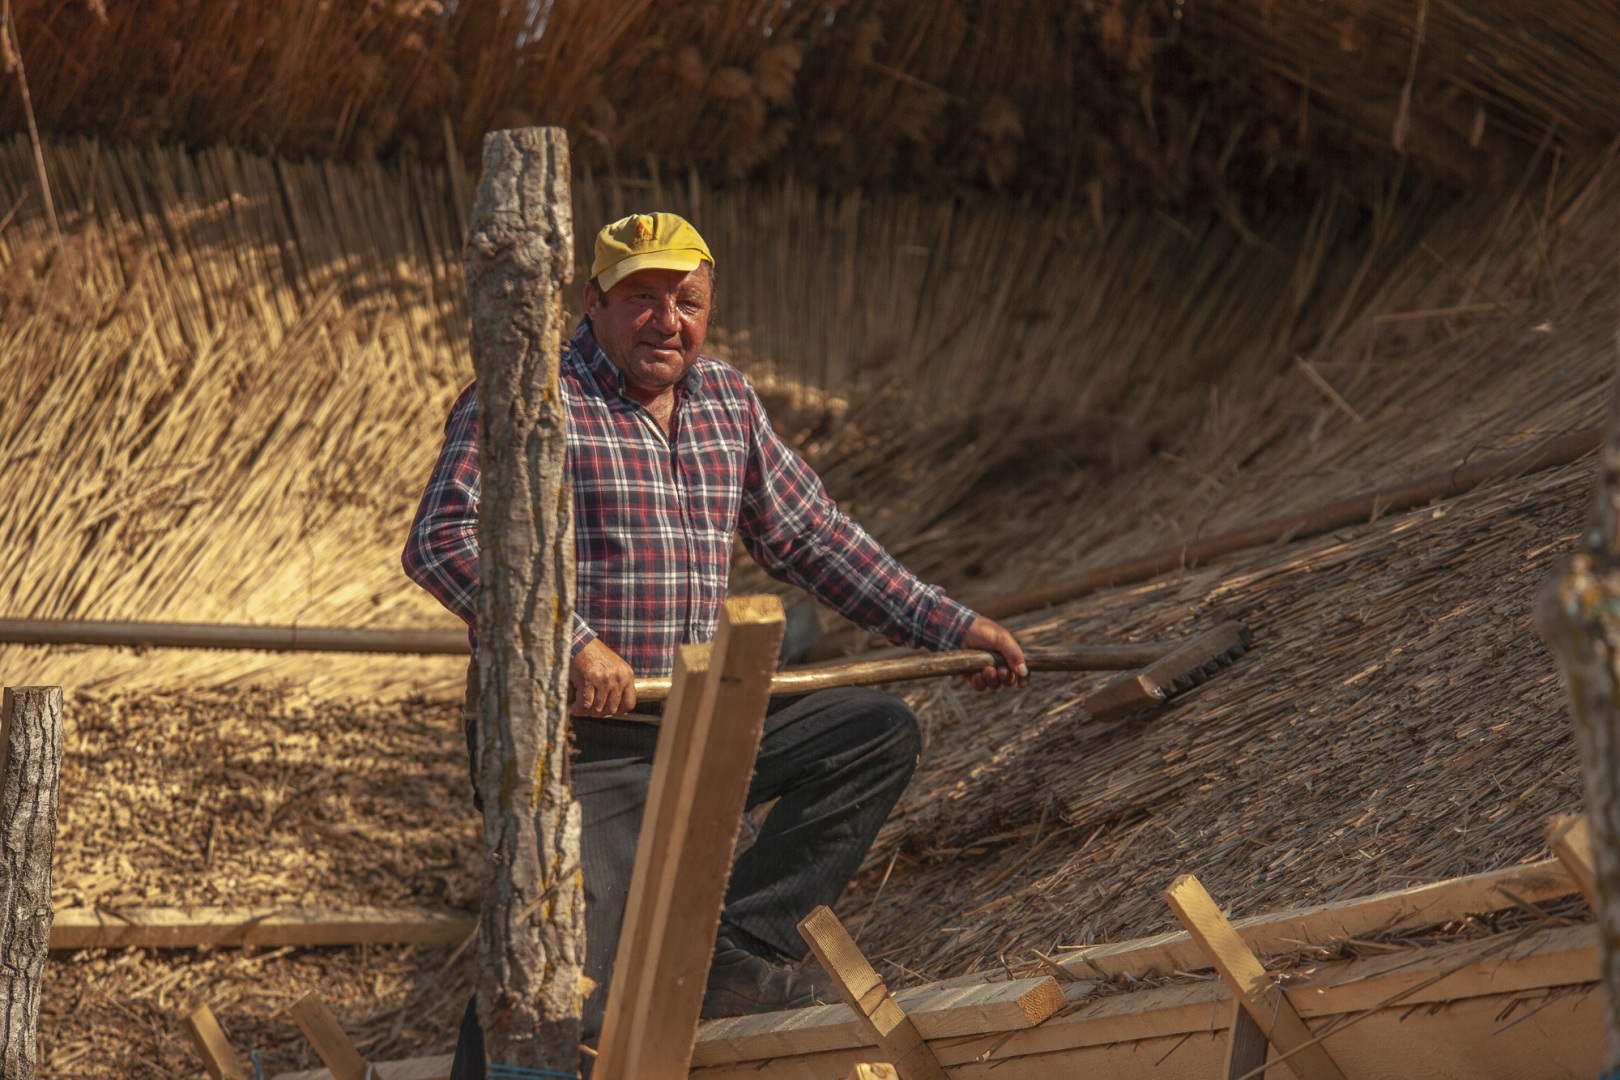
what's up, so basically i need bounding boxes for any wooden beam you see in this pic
[692,974,1065,1066]
[690,919,1600,1080]
[49,905,475,950]
[1547,813,1598,909]
[797,905,948,1080]
[272,1056,454,1080]
[289,992,368,1080]
[592,596,786,1080]
[183,1003,248,1080]
[1225,1005,1267,1080]
[1063,857,1575,979]
[1162,875,1346,1080]
[0,685,63,1080]
[467,124,583,1072]
[594,642,711,1070]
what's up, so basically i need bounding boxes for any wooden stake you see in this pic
[1547,813,1598,909]
[183,1003,249,1080]
[1163,875,1346,1080]
[465,125,583,1072]
[1536,383,1620,1075]
[0,685,63,1080]
[289,992,368,1080]
[593,597,785,1080]
[797,905,949,1080]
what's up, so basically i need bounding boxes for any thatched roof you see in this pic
[5,1,1618,205]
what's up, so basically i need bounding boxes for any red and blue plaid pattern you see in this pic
[403,321,977,678]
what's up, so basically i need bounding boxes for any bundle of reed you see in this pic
[7,0,1607,207]
[0,132,1426,698]
[832,156,1620,983]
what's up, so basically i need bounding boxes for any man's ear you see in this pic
[583,278,602,313]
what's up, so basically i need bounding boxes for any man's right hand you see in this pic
[570,638,637,717]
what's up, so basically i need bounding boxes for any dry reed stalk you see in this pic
[0,133,1413,699]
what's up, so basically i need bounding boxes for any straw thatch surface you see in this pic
[4,1,1617,202]
[19,138,1618,1074]
[0,134,1428,698]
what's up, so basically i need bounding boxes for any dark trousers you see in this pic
[451,684,920,1076]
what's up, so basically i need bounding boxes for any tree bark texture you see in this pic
[0,686,63,1080]
[1537,378,1620,1078]
[465,127,583,1071]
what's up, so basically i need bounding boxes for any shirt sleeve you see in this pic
[402,383,598,655]
[734,381,977,650]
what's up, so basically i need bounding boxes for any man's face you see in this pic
[586,265,713,395]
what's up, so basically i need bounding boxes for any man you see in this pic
[403,212,1026,1067]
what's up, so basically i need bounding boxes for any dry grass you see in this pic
[0,133,1428,698]
[4,1,1616,203]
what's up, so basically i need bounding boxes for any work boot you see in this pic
[701,932,838,1018]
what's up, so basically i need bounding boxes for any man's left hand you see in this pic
[961,616,1028,691]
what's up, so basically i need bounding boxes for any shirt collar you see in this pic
[572,319,705,399]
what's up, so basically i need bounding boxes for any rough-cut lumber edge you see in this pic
[1225,1004,1266,1079]
[0,685,63,1080]
[846,1066,899,1080]
[594,643,712,1068]
[1547,813,1598,909]
[1062,856,1576,979]
[1164,874,1347,1080]
[49,905,476,950]
[183,1003,248,1080]
[289,992,368,1080]
[797,906,948,1080]
[272,1055,454,1080]
[689,922,1599,1077]
[691,973,1064,1066]
[593,596,785,1080]
[467,123,583,1071]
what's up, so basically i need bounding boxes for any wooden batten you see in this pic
[50,906,475,950]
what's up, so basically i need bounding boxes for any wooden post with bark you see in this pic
[465,127,583,1072]
[1,686,63,1080]
[1538,382,1620,1079]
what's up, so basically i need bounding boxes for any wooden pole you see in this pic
[1537,380,1620,1078]
[465,126,583,1071]
[0,686,63,1080]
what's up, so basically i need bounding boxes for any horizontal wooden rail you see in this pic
[49,905,475,950]
[0,618,471,654]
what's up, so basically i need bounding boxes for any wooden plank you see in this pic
[1546,814,1597,909]
[0,685,63,1080]
[1225,1005,1267,1079]
[847,1066,899,1080]
[1063,857,1576,979]
[49,905,475,950]
[689,984,1601,1080]
[596,643,712,1067]
[593,596,786,1080]
[272,1055,454,1080]
[467,124,583,1071]
[692,974,1065,1066]
[1162,875,1346,1080]
[289,992,368,1080]
[183,1003,248,1080]
[797,905,949,1080]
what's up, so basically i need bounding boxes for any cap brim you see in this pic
[597,249,709,292]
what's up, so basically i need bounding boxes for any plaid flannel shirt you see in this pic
[402,320,977,678]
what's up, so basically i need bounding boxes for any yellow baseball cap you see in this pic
[591,212,714,292]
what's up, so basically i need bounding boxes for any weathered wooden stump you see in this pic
[1538,391,1620,1077]
[464,126,584,1072]
[0,686,63,1080]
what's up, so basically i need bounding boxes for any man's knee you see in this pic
[836,688,921,771]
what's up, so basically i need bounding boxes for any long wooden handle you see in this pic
[629,642,1169,704]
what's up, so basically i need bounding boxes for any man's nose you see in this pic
[650,295,681,332]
